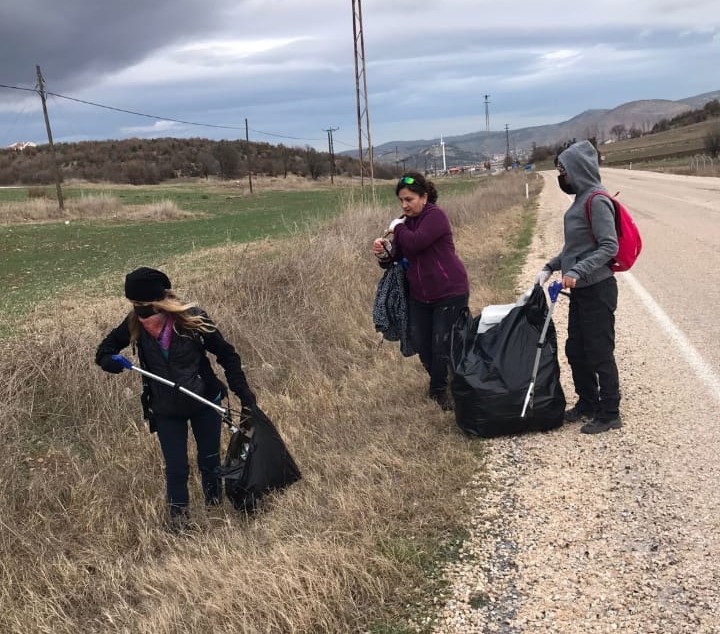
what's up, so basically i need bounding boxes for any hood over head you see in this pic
[557,140,602,194]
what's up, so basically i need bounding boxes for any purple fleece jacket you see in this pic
[392,202,469,303]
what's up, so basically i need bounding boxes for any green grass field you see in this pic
[0,177,480,328]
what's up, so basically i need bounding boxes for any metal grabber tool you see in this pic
[520,281,567,419]
[111,354,241,433]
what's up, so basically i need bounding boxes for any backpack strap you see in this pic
[584,190,621,236]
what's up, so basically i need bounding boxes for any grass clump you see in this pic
[0,172,538,633]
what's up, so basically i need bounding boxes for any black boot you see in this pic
[429,389,454,412]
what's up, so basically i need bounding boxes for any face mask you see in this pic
[134,305,157,319]
[557,174,576,195]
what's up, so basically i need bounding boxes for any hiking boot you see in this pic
[581,415,622,435]
[564,404,596,423]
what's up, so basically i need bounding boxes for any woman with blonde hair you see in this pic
[96,267,257,530]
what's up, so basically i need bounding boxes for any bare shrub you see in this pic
[27,186,53,199]
[0,173,534,633]
[0,194,193,224]
[704,125,720,158]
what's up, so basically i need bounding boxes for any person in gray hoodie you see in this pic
[534,140,622,434]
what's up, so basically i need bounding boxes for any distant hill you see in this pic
[363,90,720,168]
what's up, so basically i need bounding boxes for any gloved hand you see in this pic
[534,268,551,286]
[99,355,125,374]
[388,217,406,232]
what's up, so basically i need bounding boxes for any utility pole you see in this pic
[505,123,511,168]
[35,65,64,210]
[352,0,374,193]
[324,126,339,184]
[245,118,253,193]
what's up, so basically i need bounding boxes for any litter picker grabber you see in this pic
[111,354,300,511]
[111,354,243,432]
[520,281,567,419]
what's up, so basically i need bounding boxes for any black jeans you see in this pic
[566,276,620,419]
[409,294,468,395]
[153,406,222,517]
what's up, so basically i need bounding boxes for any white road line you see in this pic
[623,272,720,405]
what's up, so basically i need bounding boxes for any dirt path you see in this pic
[420,170,720,633]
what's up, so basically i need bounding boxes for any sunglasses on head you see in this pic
[399,176,415,185]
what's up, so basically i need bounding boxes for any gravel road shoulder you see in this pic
[418,174,720,634]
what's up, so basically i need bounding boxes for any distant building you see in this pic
[7,141,37,151]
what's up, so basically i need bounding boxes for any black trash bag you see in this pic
[218,405,301,512]
[449,285,565,437]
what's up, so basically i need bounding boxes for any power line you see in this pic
[45,90,244,131]
[3,82,324,142]
[0,83,37,93]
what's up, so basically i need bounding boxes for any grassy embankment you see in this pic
[600,117,720,175]
[533,117,720,176]
[0,172,540,633]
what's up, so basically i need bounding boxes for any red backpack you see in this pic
[585,191,642,272]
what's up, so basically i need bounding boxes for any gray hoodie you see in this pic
[545,140,618,288]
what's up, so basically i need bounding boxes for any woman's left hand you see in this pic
[562,275,577,289]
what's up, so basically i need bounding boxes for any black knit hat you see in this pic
[124,267,171,302]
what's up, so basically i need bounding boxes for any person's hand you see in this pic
[534,268,551,286]
[562,275,577,289]
[373,237,391,260]
[388,217,406,232]
[99,355,124,374]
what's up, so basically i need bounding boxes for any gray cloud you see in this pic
[1,1,718,149]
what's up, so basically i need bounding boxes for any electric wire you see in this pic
[2,82,332,145]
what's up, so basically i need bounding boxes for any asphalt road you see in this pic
[602,168,720,383]
[425,168,720,633]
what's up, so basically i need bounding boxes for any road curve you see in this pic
[419,169,720,633]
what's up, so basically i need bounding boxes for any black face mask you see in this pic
[134,305,157,319]
[557,174,576,195]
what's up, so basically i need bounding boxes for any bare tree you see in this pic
[705,125,720,158]
[610,124,626,141]
[213,142,239,179]
[305,146,325,180]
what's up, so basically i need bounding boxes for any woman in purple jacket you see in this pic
[373,172,469,410]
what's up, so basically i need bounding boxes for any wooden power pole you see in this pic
[245,118,253,193]
[35,65,64,210]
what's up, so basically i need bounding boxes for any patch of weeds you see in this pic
[378,535,431,568]
[468,591,491,609]
[371,526,472,634]
[495,199,538,297]
[368,623,422,634]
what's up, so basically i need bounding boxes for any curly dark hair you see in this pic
[395,171,438,203]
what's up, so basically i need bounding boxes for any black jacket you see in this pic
[96,309,256,423]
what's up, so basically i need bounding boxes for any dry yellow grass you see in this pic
[0,193,195,224]
[0,172,539,633]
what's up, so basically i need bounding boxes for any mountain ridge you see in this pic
[366,89,720,166]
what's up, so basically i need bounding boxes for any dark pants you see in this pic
[153,406,222,517]
[409,294,468,395]
[566,276,620,419]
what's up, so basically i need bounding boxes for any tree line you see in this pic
[0,137,396,186]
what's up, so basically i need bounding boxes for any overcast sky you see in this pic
[1,0,718,152]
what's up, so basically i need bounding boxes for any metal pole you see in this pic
[35,66,64,211]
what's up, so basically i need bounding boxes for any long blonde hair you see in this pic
[128,291,216,344]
